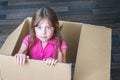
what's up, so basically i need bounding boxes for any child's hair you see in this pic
[28,7,62,59]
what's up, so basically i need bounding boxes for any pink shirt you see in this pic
[23,35,67,60]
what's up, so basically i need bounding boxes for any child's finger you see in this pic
[16,54,20,66]
[19,54,23,66]
[22,54,26,66]
[50,59,54,67]
[48,59,52,66]
[46,58,51,66]
[53,59,58,65]
[46,59,49,65]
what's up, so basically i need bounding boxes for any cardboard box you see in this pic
[0,17,111,80]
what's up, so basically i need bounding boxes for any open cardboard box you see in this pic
[0,17,111,80]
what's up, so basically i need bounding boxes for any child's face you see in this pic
[35,18,54,42]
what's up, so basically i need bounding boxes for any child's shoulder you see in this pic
[24,34,31,40]
[25,34,31,38]
[54,37,66,44]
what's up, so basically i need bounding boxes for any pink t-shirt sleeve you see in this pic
[58,39,67,52]
[23,35,31,46]
[61,39,67,50]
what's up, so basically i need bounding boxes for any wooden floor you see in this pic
[0,0,120,80]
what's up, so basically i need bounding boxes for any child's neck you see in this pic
[41,41,48,49]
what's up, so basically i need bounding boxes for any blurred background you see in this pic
[0,0,120,80]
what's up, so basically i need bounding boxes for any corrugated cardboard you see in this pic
[74,24,111,80]
[0,54,71,80]
[60,21,82,63]
[0,17,111,80]
[0,18,30,55]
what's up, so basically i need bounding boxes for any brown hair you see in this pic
[28,7,62,59]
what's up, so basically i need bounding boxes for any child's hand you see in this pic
[14,53,27,67]
[44,58,58,67]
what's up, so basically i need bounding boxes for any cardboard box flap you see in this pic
[60,21,82,63]
[0,54,71,80]
[0,18,30,55]
[74,24,111,80]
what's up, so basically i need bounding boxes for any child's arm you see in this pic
[62,49,67,62]
[18,42,28,54]
[58,49,67,63]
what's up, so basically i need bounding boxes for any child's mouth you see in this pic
[41,36,47,38]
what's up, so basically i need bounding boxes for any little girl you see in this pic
[14,7,67,67]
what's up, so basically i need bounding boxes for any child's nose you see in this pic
[42,28,46,35]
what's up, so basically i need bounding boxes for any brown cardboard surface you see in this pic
[0,18,30,55]
[60,21,82,63]
[0,17,112,80]
[0,54,71,80]
[74,24,111,80]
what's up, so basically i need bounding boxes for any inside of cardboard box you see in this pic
[61,22,82,63]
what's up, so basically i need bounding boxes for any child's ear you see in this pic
[59,24,63,31]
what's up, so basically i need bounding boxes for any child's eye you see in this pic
[38,26,42,29]
[47,26,51,29]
